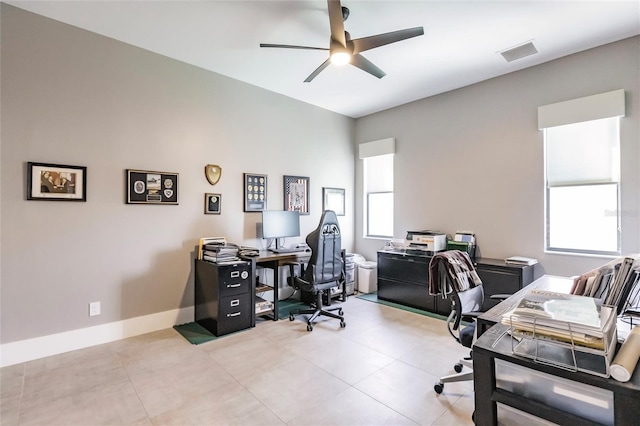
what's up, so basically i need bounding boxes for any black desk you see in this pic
[474,323,640,425]
[241,250,310,324]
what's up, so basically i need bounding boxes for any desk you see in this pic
[241,250,310,324]
[477,275,573,337]
[474,324,640,425]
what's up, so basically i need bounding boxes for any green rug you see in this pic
[277,299,307,319]
[175,300,307,344]
[173,322,218,345]
[356,292,448,321]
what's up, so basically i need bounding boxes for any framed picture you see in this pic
[27,162,87,201]
[204,193,221,214]
[284,175,309,215]
[244,173,267,212]
[323,187,345,216]
[126,169,178,204]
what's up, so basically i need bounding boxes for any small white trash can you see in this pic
[357,261,377,293]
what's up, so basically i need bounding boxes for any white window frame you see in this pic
[359,138,395,239]
[539,90,625,256]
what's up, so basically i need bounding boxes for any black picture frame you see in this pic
[27,162,87,201]
[323,187,345,216]
[126,169,179,204]
[204,193,221,214]
[284,175,310,215]
[244,173,267,212]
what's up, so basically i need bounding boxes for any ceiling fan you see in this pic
[260,0,424,82]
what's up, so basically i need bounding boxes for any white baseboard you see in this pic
[0,306,194,368]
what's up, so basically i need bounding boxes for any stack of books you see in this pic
[197,237,226,260]
[571,255,640,311]
[202,243,240,264]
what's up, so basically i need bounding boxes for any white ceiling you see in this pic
[6,0,640,118]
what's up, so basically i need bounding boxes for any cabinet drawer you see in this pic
[378,278,436,312]
[377,253,430,285]
[217,293,251,335]
[476,267,523,311]
[495,359,614,425]
[219,263,251,297]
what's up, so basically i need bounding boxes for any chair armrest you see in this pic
[490,294,512,301]
[283,261,305,286]
[461,311,482,320]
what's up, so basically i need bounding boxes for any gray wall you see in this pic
[0,5,355,344]
[2,4,638,348]
[354,36,640,278]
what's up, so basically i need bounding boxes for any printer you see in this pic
[405,231,447,253]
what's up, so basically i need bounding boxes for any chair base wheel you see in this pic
[306,324,313,331]
[454,363,463,373]
[434,381,444,394]
[289,314,295,321]
[340,320,346,328]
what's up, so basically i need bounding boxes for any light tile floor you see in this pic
[1,296,475,426]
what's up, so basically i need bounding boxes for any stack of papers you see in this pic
[197,237,226,260]
[502,289,614,350]
[505,256,538,266]
[202,243,241,264]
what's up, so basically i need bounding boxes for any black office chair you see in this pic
[430,251,508,394]
[287,210,346,331]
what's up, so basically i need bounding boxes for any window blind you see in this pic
[359,137,396,159]
[546,118,620,186]
[538,89,625,130]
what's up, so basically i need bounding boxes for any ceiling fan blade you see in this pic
[351,54,386,79]
[352,27,424,54]
[304,58,331,83]
[327,0,346,47]
[260,43,329,51]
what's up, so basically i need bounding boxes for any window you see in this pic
[360,138,395,238]
[364,154,394,237]
[544,117,620,255]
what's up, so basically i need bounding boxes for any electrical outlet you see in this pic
[89,302,101,317]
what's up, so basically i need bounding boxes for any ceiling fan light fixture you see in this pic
[330,51,351,66]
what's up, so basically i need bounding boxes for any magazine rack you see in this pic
[507,305,617,378]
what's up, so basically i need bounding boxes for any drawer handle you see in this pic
[230,299,240,307]
[227,312,241,317]
[227,283,241,288]
[231,271,240,278]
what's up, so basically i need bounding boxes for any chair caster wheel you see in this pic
[454,363,463,373]
[434,382,444,394]
[340,321,346,328]
[289,314,295,321]
[338,309,343,315]
[306,324,313,331]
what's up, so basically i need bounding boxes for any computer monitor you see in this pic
[261,210,300,250]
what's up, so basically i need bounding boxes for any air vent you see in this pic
[499,41,538,62]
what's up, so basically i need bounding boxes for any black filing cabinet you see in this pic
[475,259,535,311]
[377,250,447,315]
[377,250,536,316]
[195,259,252,336]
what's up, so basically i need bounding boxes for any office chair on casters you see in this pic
[429,251,508,395]
[433,276,484,394]
[287,210,346,332]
